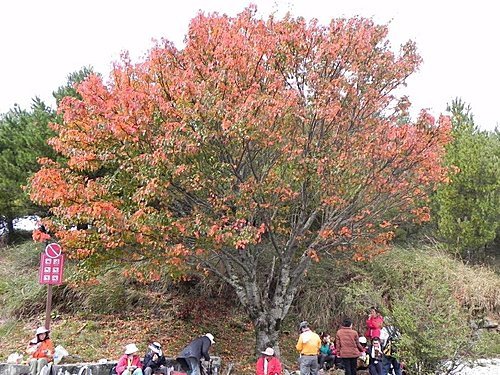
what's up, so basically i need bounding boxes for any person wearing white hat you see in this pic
[256,347,282,375]
[357,336,369,370]
[26,326,54,375]
[176,333,215,375]
[143,341,168,375]
[116,344,143,375]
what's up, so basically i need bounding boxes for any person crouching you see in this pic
[27,326,54,375]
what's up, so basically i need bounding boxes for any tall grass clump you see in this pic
[0,240,176,318]
[0,242,46,318]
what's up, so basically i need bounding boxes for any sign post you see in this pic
[38,243,64,329]
[45,285,53,330]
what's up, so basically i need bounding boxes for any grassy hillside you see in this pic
[0,241,499,374]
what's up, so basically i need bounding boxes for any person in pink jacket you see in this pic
[116,344,143,375]
[365,307,384,341]
[256,347,282,375]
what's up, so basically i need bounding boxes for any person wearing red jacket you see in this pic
[116,344,143,375]
[365,307,384,341]
[256,347,282,375]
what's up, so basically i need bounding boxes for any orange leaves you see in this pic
[339,226,352,238]
[76,248,94,259]
[307,249,320,262]
[319,228,333,239]
[26,6,452,290]
[411,206,432,223]
[206,219,266,250]
[173,164,188,176]
[373,231,395,244]
[32,229,51,243]
[28,162,71,206]
[379,221,392,229]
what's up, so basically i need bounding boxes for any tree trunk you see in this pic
[254,313,283,356]
[6,218,15,244]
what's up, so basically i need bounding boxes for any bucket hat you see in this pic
[125,343,139,355]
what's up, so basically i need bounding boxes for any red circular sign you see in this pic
[45,243,62,258]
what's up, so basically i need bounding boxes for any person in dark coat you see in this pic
[176,333,214,375]
[143,342,168,375]
[367,337,384,375]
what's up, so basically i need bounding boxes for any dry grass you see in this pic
[436,254,500,314]
[380,247,500,316]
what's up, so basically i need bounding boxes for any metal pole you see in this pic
[45,284,52,329]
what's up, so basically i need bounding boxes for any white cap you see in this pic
[261,347,274,356]
[35,327,50,335]
[359,336,367,344]
[125,343,139,355]
[205,333,215,344]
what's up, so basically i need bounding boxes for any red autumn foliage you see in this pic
[28,6,451,351]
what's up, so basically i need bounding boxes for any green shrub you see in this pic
[471,330,500,358]
[368,247,499,374]
[0,242,46,318]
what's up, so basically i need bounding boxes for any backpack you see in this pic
[382,326,401,354]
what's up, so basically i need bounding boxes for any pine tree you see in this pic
[0,67,95,242]
[434,99,500,257]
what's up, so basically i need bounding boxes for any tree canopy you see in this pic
[29,8,451,350]
[0,99,55,237]
[434,99,499,256]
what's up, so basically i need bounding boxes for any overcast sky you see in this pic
[1,0,498,130]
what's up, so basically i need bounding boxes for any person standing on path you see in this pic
[296,321,321,375]
[365,307,384,341]
[335,318,364,375]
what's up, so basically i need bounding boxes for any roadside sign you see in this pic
[39,243,64,285]
[45,242,62,258]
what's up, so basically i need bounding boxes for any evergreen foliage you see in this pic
[0,67,94,241]
[434,99,500,256]
[0,99,56,237]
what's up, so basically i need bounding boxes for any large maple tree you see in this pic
[29,8,451,352]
